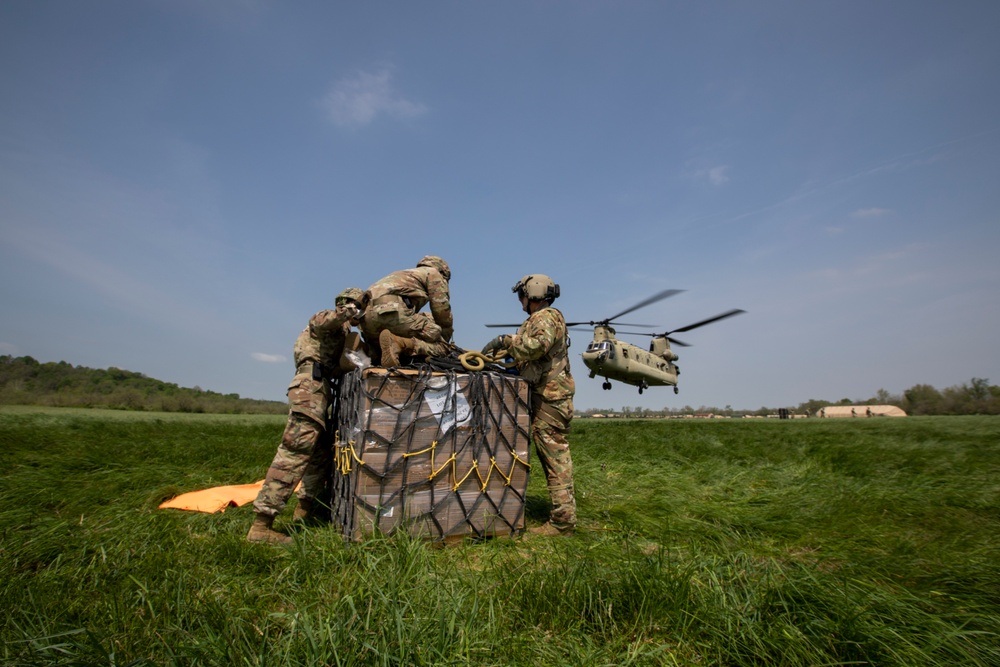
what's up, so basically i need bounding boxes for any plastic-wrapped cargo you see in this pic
[331,367,531,542]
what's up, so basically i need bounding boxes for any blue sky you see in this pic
[1,1,998,411]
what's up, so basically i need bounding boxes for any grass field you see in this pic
[2,406,998,666]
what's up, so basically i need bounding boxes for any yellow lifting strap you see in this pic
[334,431,366,475]
[399,440,531,490]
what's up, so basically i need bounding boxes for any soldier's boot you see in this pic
[379,331,417,368]
[292,497,313,522]
[528,482,575,537]
[528,521,574,537]
[293,497,330,524]
[246,514,293,544]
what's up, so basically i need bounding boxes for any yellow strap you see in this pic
[333,432,366,475]
[335,437,531,491]
[402,442,437,458]
[451,459,479,490]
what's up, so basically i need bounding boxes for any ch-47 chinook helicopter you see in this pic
[571,289,745,394]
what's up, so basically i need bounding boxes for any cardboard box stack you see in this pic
[331,367,531,542]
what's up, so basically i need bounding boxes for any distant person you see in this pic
[361,255,454,367]
[481,274,577,536]
[247,287,365,544]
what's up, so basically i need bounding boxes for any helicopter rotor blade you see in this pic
[604,289,685,323]
[606,321,659,328]
[668,309,746,334]
[565,321,659,328]
[484,323,522,328]
[615,307,744,344]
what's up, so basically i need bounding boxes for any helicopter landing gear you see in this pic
[638,381,648,395]
[674,386,679,394]
[602,381,612,390]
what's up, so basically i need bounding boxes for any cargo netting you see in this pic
[331,366,531,542]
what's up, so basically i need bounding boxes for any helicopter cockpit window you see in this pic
[586,341,615,359]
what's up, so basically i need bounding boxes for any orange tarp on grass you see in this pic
[159,480,265,513]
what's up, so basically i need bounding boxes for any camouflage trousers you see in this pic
[362,311,447,365]
[531,394,577,530]
[252,375,331,518]
[405,337,451,358]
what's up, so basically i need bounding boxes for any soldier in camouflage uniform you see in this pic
[247,287,365,544]
[361,255,454,367]
[482,274,577,536]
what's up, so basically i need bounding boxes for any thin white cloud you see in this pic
[251,352,286,363]
[323,67,428,128]
[852,207,892,218]
[808,244,928,288]
[674,133,998,243]
[706,165,730,186]
[688,164,731,186]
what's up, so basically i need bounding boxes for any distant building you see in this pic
[816,405,907,418]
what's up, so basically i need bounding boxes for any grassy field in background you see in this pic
[1,406,998,666]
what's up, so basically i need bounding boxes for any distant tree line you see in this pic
[6,355,997,418]
[0,355,286,414]
[580,378,1000,418]
[796,378,1000,416]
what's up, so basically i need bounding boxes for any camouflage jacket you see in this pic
[291,306,355,376]
[509,306,575,402]
[364,266,453,337]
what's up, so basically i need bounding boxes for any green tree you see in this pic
[969,377,991,401]
[903,384,943,415]
[798,398,831,415]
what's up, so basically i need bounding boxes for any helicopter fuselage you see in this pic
[580,326,678,391]
[487,288,742,395]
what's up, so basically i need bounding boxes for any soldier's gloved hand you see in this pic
[481,334,512,355]
[339,303,360,320]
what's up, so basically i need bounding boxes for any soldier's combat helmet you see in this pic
[512,274,560,302]
[417,255,451,281]
[336,287,365,307]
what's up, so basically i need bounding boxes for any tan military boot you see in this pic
[246,514,293,544]
[292,498,312,521]
[527,521,574,537]
[379,330,416,367]
[379,330,400,367]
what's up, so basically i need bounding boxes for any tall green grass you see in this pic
[2,407,998,665]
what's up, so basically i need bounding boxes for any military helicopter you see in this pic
[571,289,744,394]
[485,286,743,395]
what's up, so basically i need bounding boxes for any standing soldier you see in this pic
[361,255,454,367]
[481,275,577,536]
[247,287,365,544]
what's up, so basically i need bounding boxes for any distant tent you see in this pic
[816,405,907,418]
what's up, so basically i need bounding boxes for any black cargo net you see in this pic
[331,367,531,542]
